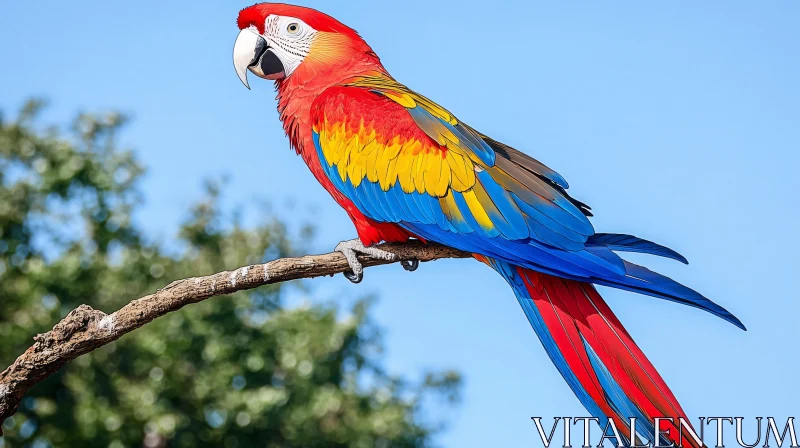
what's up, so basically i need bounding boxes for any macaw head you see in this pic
[233,3,380,89]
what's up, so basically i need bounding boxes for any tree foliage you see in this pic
[0,101,460,448]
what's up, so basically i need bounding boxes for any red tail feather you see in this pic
[486,254,703,447]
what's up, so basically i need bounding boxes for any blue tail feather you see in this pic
[588,233,689,264]
[594,260,746,331]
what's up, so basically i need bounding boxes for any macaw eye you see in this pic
[287,23,300,34]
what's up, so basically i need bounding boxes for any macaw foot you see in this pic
[400,259,419,272]
[335,238,397,284]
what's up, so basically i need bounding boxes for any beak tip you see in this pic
[234,64,251,90]
[235,72,251,90]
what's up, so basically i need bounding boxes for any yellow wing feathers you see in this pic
[315,119,477,197]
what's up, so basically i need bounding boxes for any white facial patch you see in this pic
[263,15,317,77]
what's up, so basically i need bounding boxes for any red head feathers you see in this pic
[237,3,358,36]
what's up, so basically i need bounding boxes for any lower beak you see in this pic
[232,29,286,89]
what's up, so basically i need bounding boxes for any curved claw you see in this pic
[401,259,419,272]
[334,238,396,284]
[343,270,363,284]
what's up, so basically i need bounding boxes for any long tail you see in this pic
[484,256,701,447]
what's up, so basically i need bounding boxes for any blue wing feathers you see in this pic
[510,194,588,248]
[359,181,387,221]
[502,177,594,238]
[472,183,521,240]
[476,170,530,240]
[369,181,400,222]
[391,185,426,224]
[522,215,585,252]
[451,191,501,238]
[411,190,437,224]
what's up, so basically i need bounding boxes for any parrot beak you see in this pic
[232,28,286,89]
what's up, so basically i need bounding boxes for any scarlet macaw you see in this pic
[232,3,744,444]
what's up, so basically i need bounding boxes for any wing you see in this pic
[311,74,595,254]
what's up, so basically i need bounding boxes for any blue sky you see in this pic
[2,1,799,446]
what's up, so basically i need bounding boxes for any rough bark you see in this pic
[0,241,470,433]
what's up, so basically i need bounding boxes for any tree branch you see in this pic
[0,241,470,433]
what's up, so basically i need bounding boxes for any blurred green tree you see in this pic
[0,101,460,448]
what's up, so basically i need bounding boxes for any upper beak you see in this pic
[232,28,286,89]
[233,28,266,89]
